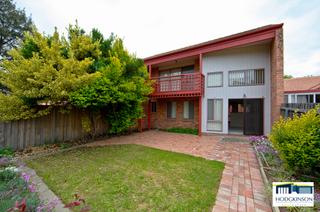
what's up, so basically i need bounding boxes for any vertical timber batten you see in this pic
[198,53,203,136]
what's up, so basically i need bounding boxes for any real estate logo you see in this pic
[272,182,314,207]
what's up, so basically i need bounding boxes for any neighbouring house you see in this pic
[284,76,320,104]
[281,76,320,118]
[142,24,284,135]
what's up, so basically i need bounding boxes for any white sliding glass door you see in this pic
[207,99,223,131]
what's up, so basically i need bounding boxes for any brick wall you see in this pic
[271,28,284,124]
[150,98,199,129]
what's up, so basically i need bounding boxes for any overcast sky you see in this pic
[16,0,320,77]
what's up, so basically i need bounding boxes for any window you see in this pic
[284,95,288,103]
[151,102,156,112]
[181,65,194,74]
[208,72,223,87]
[159,66,194,92]
[290,95,295,103]
[316,94,320,103]
[229,69,264,86]
[183,101,194,119]
[160,69,181,91]
[229,100,244,113]
[167,101,176,118]
[297,94,314,103]
[207,99,223,131]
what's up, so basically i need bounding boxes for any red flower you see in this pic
[64,201,81,208]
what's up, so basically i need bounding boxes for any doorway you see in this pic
[228,98,263,135]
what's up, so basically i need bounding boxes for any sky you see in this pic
[16,0,320,77]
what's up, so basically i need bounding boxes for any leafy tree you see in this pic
[0,24,153,135]
[284,74,293,79]
[0,25,102,120]
[0,0,33,58]
[70,39,152,134]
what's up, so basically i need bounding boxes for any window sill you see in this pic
[207,86,223,88]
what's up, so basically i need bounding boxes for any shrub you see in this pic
[0,176,40,212]
[0,157,10,167]
[166,128,198,135]
[0,168,18,182]
[0,147,14,157]
[269,107,320,175]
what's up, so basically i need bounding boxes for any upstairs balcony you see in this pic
[150,72,204,98]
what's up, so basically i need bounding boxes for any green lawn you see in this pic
[27,145,224,211]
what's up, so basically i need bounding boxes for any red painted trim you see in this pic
[145,24,282,62]
[198,96,202,136]
[151,73,204,98]
[284,89,320,94]
[148,65,151,78]
[199,53,203,74]
[151,92,202,98]
[145,27,278,65]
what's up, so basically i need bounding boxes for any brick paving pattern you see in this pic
[88,130,272,212]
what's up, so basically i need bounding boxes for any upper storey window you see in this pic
[228,69,264,86]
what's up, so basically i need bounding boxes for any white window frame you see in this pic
[207,99,223,132]
[167,101,176,119]
[207,72,223,87]
[183,101,194,119]
[228,69,265,87]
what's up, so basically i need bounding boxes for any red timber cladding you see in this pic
[271,28,284,124]
[150,98,199,129]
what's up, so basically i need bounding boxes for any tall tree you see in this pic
[0,0,33,58]
[0,24,153,135]
[0,25,101,120]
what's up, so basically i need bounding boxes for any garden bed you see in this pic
[0,148,59,211]
[250,136,320,211]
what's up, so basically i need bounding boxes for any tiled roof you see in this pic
[284,76,320,93]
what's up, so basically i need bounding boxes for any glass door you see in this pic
[159,71,170,92]
[170,69,181,91]
[207,99,223,131]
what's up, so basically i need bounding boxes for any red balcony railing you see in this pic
[151,73,204,98]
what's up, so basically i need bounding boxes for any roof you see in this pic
[144,23,283,65]
[284,76,320,93]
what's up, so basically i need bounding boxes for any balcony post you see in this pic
[147,100,151,130]
[148,65,151,130]
[148,65,151,78]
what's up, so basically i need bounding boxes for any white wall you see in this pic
[201,44,271,134]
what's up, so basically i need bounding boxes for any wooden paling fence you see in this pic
[0,108,108,150]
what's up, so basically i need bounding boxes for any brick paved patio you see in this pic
[88,130,272,212]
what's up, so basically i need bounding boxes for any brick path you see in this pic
[88,130,272,212]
